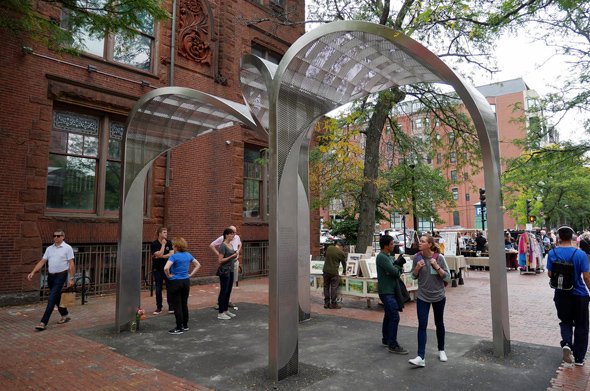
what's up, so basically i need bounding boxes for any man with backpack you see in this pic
[547,225,590,366]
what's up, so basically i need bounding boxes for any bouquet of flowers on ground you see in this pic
[136,307,146,322]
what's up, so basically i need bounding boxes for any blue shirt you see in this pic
[547,247,589,296]
[168,252,194,280]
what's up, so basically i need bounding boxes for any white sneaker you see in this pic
[439,351,448,362]
[217,313,231,320]
[409,356,425,367]
[562,346,574,364]
[225,311,236,318]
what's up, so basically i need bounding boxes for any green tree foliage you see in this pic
[508,0,590,143]
[1,0,169,52]
[307,0,541,251]
[502,145,590,230]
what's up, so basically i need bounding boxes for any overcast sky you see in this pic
[476,31,581,143]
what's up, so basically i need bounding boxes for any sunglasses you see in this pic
[53,234,63,238]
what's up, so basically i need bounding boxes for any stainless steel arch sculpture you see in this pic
[116,87,260,329]
[265,20,508,380]
[240,54,313,323]
[117,20,509,383]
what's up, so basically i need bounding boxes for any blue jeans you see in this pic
[416,297,446,359]
[41,271,69,325]
[153,269,172,311]
[218,272,234,313]
[168,278,190,329]
[379,294,401,348]
[554,290,590,363]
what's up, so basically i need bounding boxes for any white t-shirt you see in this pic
[43,242,74,273]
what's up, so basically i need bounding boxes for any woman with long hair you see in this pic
[217,227,239,320]
[164,237,201,335]
[408,234,451,367]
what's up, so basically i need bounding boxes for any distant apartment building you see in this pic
[320,78,556,233]
[0,0,304,304]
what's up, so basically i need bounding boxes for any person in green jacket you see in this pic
[377,234,409,354]
[323,240,347,309]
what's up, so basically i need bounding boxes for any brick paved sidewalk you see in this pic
[0,270,588,390]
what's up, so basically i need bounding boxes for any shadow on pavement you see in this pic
[78,303,559,390]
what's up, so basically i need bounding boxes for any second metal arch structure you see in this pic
[117,20,509,382]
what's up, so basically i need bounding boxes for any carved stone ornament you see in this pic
[177,0,212,66]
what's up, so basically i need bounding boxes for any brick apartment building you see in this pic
[0,0,305,304]
[320,78,556,234]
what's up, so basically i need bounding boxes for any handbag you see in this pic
[394,278,411,311]
[60,289,76,307]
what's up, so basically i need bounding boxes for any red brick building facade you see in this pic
[0,0,304,304]
[320,79,549,233]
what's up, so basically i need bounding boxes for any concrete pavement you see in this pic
[0,269,588,390]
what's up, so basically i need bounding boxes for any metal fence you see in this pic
[38,241,269,301]
[241,241,269,277]
[40,243,152,301]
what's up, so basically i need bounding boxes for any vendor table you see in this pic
[465,256,489,269]
[444,255,466,286]
[310,274,417,308]
[465,253,519,270]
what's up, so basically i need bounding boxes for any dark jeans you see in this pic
[323,273,340,305]
[41,271,69,325]
[218,272,234,313]
[379,294,401,348]
[416,297,446,359]
[168,278,190,329]
[153,269,172,311]
[554,290,590,363]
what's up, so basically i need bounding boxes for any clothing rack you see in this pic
[517,232,543,274]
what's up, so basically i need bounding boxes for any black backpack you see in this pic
[549,249,578,291]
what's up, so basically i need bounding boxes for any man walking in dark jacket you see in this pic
[323,240,346,309]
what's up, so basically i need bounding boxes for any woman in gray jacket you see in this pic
[408,234,451,367]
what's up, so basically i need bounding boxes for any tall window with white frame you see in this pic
[47,109,123,214]
[243,146,268,220]
[62,5,156,72]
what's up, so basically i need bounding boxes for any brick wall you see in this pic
[0,0,305,303]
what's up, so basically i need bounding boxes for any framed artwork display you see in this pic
[346,260,359,276]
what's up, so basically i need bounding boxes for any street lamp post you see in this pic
[410,164,418,233]
[402,215,407,247]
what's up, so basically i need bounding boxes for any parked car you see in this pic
[378,229,414,253]
[320,229,335,244]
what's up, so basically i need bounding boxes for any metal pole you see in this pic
[402,215,407,248]
[150,270,154,297]
[410,164,418,233]
[81,269,86,305]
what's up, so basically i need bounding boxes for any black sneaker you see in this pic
[182,325,189,331]
[168,328,184,335]
[382,338,388,347]
[324,304,330,309]
[388,345,409,355]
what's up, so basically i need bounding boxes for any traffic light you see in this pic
[528,215,536,223]
[479,188,486,208]
[525,199,531,218]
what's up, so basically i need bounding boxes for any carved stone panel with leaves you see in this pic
[177,0,213,70]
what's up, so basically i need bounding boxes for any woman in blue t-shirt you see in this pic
[164,237,201,335]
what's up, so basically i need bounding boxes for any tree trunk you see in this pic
[355,88,405,253]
